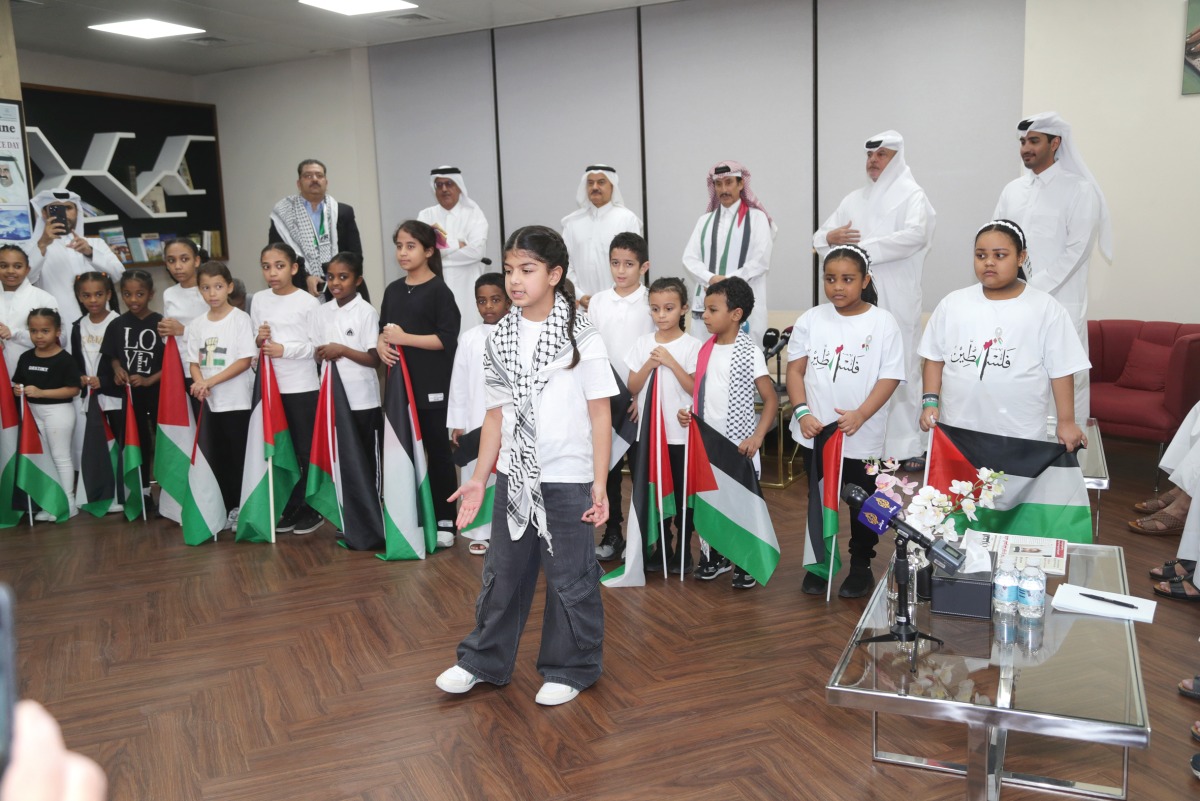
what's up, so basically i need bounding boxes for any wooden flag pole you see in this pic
[679,407,691,581]
[654,369,667,576]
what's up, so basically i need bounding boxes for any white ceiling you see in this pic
[9,0,678,76]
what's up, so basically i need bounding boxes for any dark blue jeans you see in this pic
[456,473,604,691]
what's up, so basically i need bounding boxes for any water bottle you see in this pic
[1016,555,1046,619]
[992,556,1020,614]
[1018,613,1044,656]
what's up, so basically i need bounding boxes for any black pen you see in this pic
[1081,592,1137,609]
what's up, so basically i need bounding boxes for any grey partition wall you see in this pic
[641,0,815,319]
[492,9,644,240]
[815,0,1025,313]
[369,31,501,285]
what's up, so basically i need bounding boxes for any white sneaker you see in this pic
[436,529,455,549]
[435,665,479,694]
[225,506,240,530]
[535,682,580,706]
[108,503,124,514]
[34,510,51,522]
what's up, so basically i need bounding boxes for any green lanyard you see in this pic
[313,212,325,250]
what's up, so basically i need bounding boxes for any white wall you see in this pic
[16,49,195,101]
[816,0,1025,314]
[369,31,500,285]
[193,49,384,295]
[1025,0,1200,323]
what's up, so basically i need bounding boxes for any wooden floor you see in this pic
[2,436,1197,800]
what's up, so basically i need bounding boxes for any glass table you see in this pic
[826,544,1148,801]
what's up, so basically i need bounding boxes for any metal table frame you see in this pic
[827,544,1148,801]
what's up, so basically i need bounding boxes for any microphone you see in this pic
[763,326,792,361]
[840,484,967,574]
[762,328,780,355]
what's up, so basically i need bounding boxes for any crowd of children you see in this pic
[0,209,1094,707]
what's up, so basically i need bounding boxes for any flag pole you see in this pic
[128,387,147,522]
[19,392,32,527]
[680,406,690,581]
[266,354,276,544]
[654,369,667,576]
[826,441,843,604]
[325,363,344,531]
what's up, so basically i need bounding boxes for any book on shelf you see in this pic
[201,230,223,259]
[79,199,107,219]
[127,238,148,263]
[178,157,194,190]
[141,233,163,262]
[143,186,167,214]
[97,226,132,264]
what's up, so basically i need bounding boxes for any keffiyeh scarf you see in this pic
[693,330,758,443]
[484,293,597,552]
[270,194,338,276]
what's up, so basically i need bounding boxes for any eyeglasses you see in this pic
[300,172,326,180]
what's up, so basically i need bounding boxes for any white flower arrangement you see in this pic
[864,458,1006,543]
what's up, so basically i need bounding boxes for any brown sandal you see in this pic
[1133,487,1181,513]
[1129,511,1186,535]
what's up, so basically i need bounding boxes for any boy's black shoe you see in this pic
[293,508,325,535]
[838,566,876,598]
[731,568,757,589]
[595,529,624,561]
[275,507,299,533]
[668,553,694,575]
[801,571,828,595]
[696,556,732,581]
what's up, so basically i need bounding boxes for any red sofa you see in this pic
[1088,320,1200,442]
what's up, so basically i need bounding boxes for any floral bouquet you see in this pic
[865,458,1006,542]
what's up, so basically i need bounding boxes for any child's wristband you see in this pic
[794,404,812,421]
[922,393,940,409]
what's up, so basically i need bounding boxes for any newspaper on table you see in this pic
[961,529,1067,576]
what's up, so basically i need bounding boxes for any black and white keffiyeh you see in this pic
[724,330,759,443]
[484,293,598,552]
[269,194,339,277]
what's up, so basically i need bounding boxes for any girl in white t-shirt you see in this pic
[626,277,700,574]
[314,251,382,501]
[919,220,1089,450]
[158,238,209,393]
[255,243,322,535]
[787,245,905,599]
[438,225,617,707]
[187,262,256,521]
[68,272,120,504]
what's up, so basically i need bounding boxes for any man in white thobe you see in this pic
[560,164,642,308]
[24,190,124,331]
[814,131,936,466]
[418,166,489,330]
[682,160,775,344]
[994,111,1111,423]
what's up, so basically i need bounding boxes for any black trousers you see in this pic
[209,409,251,512]
[604,452,626,534]
[280,390,319,514]
[801,447,879,567]
[415,405,456,526]
[104,386,158,498]
[349,407,383,497]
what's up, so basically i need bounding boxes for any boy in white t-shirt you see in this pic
[587,232,655,562]
[446,272,510,552]
[678,276,778,588]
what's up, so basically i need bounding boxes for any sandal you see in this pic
[1149,559,1196,581]
[1128,511,1186,536]
[900,456,926,473]
[1154,577,1200,601]
[1134,487,1181,513]
[468,540,489,555]
[1181,677,1200,701]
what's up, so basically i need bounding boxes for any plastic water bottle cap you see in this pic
[1027,555,1042,568]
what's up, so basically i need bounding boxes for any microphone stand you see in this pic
[857,530,943,669]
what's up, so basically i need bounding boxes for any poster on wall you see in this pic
[0,100,32,242]
[1185,0,1200,95]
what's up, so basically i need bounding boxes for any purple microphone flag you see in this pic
[857,491,902,535]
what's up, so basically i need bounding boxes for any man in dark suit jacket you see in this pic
[268,158,366,298]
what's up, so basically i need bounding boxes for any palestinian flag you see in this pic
[609,368,638,470]
[802,424,845,581]
[451,427,494,542]
[16,396,70,521]
[926,423,1092,543]
[380,347,437,560]
[121,386,144,521]
[236,353,300,543]
[307,362,385,551]
[76,395,118,517]
[155,338,193,524]
[684,415,780,585]
[0,350,24,528]
[181,402,226,546]
[603,368,675,587]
